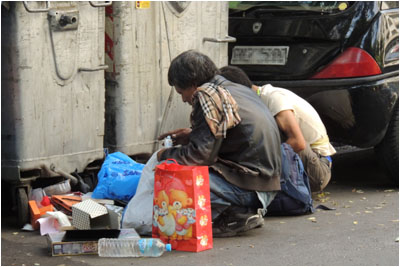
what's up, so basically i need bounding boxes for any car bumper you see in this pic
[254,71,399,148]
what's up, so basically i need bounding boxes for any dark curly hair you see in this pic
[219,65,253,89]
[168,50,220,90]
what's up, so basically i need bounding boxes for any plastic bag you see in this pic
[37,211,71,236]
[29,188,47,208]
[121,150,160,235]
[92,152,144,202]
[43,180,71,196]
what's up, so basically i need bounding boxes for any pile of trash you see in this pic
[24,151,149,257]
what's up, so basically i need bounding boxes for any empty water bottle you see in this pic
[164,135,173,148]
[98,238,172,257]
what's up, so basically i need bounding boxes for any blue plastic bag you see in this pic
[92,152,145,202]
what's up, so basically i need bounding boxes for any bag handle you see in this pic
[165,158,178,165]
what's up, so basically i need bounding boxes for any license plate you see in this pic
[231,46,289,65]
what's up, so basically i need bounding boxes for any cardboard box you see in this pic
[29,200,54,230]
[72,199,109,230]
[104,204,124,230]
[71,200,122,230]
[47,228,140,256]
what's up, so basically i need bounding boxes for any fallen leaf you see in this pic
[377,224,385,227]
[356,190,364,194]
[348,200,354,203]
[249,245,255,248]
[26,253,32,256]
[34,264,40,266]
[335,212,342,216]
[320,197,330,203]
[308,217,317,223]
[374,206,382,209]
[364,211,373,214]
[384,189,395,193]
[390,219,399,223]
[353,221,358,225]
[343,205,351,208]
[361,197,367,200]
[12,232,19,235]
[279,221,286,224]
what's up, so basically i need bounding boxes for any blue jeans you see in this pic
[209,170,275,220]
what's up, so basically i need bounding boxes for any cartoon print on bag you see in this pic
[198,195,206,209]
[153,205,159,228]
[196,175,204,186]
[169,189,194,240]
[154,190,176,239]
[153,176,199,242]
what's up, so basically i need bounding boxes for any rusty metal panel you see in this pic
[1,1,106,181]
[105,1,229,155]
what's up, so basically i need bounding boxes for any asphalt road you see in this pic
[1,148,399,266]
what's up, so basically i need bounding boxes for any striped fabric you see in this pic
[192,82,241,138]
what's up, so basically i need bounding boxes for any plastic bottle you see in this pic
[98,238,172,257]
[164,135,173,148]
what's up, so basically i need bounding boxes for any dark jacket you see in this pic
[160,75,281,192]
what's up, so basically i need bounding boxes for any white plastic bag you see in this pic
[121,150,159,235]
[37,211,71,236]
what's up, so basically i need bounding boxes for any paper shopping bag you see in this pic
[152,159,213,252]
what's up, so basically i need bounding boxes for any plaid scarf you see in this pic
[191,82,241,138]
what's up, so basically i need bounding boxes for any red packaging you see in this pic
[152,159,213,252]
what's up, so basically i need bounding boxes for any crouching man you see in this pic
[157,50,282,237]
[220,66,336,192]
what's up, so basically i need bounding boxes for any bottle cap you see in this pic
[166,244,172,251]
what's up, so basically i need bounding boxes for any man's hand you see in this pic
[158,128,192,146]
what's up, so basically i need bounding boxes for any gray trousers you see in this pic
[298,144,332,192]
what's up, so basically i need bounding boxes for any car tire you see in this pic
[375,103,399,185]
[16,187,29,228]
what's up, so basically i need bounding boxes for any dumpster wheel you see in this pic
[16,187,29,227]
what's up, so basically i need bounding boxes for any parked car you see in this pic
[228,1,399,183]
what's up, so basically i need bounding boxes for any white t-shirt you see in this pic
[259,84,336,156]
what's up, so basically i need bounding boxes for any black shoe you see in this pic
[212,209,264,238]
